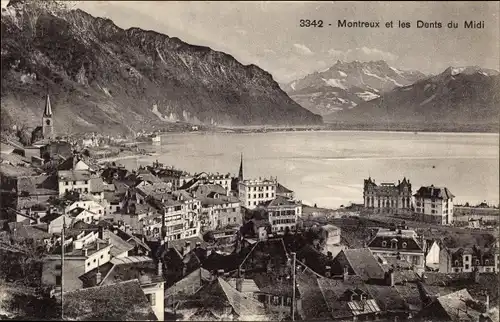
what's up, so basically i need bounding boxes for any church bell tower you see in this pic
[42,94,54,140]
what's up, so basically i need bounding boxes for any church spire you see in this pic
[238,153,243,181]
[44,94,52,117]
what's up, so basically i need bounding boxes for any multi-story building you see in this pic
[79,256,165,321]
[198,191,241,232]
[65,199,107,216]
[149,165,193,190]
[413,185,455,225]
[42,231,112,292]
[259,196,302,234]
[144,191,201,241]
[367,227,425,274]
[439,246,499,273]
[196,172,233,192]
[363,177,412,214]
[239,177,278,209]
[58,170,91,195]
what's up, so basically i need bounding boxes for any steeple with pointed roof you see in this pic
[43,94,52,116]
[238,153,243,181]
[42,94,54,140]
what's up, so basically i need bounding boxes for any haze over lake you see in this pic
[119,131,499,209]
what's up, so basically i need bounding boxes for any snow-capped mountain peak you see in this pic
[283,60,427,116]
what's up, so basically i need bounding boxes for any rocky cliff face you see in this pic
[325,66,500,126]
[283,60,426,115]
[1,1,321,135]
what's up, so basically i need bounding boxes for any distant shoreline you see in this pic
[214,123,499,134]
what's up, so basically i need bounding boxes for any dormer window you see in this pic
[402,242,407,249]
[475,260,480,265]
[454,260,459,266]
[485,260,489,265]
[382,241,387,247]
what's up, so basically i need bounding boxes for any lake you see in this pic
[117,131,499,209]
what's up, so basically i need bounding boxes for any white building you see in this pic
[414,185,455,225]
[199,192,241,231]
[42,231,112,292]
[368,227,426,274]
[239,177,278,209]
[65,199,106,216]
[264,196,302,233]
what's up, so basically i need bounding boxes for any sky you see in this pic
[2,1,499,83]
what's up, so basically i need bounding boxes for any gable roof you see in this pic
[276,183,293,194]
[103,230,134,257]
[341,248,386,281]
[436,289,481,322]
[414,186,455,199]
[197,277,267,317]
[296,266,333,320]
[165,267,211,304]
[318,277,382,319]
[63,279,158,321]
[265,195,299,208]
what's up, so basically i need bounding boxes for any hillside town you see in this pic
[0,96,499,321]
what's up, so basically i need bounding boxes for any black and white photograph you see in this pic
[0,1,499,321]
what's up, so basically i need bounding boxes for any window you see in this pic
[485,260,489,265]
[146,293,156,306]
[55,275,62,286]
[73,181,77,185]
[84,180,88,184]
[465,264,469,270]
[465,256,469,261]
[101,255,104,259]
[382,241,387,247]
[402,242,407,249]
[55,264,62,270]
[475,260,480,265]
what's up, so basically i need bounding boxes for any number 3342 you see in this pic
[299,19,324,27]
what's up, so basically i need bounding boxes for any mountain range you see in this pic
[283,61,499,129]
[0,0,321,136]
[282,60,427,116]
[326,66,499,126]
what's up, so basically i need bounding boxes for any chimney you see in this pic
[224,272,230,278]
[217,269,224,276]
[325,266,331,278]
[98,226,104,239]
[485,294,490,312]
[236,277,243,292]
[157,261,163,277]
[343,266,349,281]
[84,248,88,257]
[386,269,395,287]
[182,263,187,277]
[185,241,191,254]
[238,268,246,279]
[96,271,102,285]
[97,242,100,251]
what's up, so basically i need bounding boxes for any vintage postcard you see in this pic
[0,1,499,321]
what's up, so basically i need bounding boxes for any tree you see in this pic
[202,231,215,243]
[16,124,31,146]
